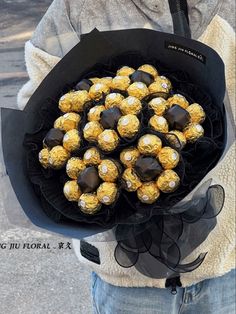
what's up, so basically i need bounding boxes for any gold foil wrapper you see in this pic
[105,93,124,109]
[89,83,110,100]
[88,105,105,122]
[78,193,101,214]
[166,130,187,149]
[58,92,74,113]
[120,147,140,168]
[137,134,162,156]
[48,145,70,169]
[127,82,149,100]
[97,182,118,205]
[63,129,81,152]
[167,94,189,109]
[66,157,86,179]
[137,182,160,204]
[149,115,169,133]
[184,123,204,143]
[186,103,206,124]
[99,77,113,88]
[89,77,101,84]
[117,66,135,76]
[111,76,131,91]
[98,130,119,152]
[54,113,81,132]
[83,147,101,166]
[158,147,180,169]
[156,170,180,193]
[149,76,172,93]
[98,159,120,182]
[138,64,158,78]
[122,168,142,192]
[38,148,50,169]
[148,97,168,116]
[120,96,142,115]
[83,121,104,142]
[63,180,82,201]
[117,114,140,138]
[71,90,91,112]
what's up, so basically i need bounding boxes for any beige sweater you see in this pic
[18,15,235,288]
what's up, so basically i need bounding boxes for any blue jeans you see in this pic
[91,269,235,314]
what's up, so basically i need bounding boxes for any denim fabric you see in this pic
[91,269,235,314]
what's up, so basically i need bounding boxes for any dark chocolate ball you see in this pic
[134,156,163,181]
[77,166,101,193]
[43,128,64,148]
[130,70,154,86]
[100,107,122,129]
[165,105,190,130]
[75,79,93,91]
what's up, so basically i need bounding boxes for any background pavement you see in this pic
[0,1,235,313]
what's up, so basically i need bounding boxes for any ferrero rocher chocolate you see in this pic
[83,121,104,142]
[83,147,101,166]
[63,180,81,202]
[100,107,122,129]
[158,147,180,169]
[149,76,172,93]
[75,79,93,91]
[117,66,135,76]
[89,77,101,84]
[120,147,140,168]
[186,103,206,124]
[111,76,131,91]
[54,113,81,132]
[137,182,160,204]
[99,77,113,88]
[97,182,118,205]
[48,145,70,169]
[148,97,168,116]
[71,90,91,112]
[43,128,64,148]
[117,114,140,138]
[138,64,158,78]
[58,92,74,113]
[66,157,86,179]
[137,134,162,156]
[156,169,180,193]
[120,96,142,115]
[98,159,121,182]
[166,130,187,149]
[164,105,190,130]
[122,168,142,192]
[54,116,64,131]
[98,129,119,152]
[167,94,189,109]
[105,93,124,109]
[78,166,101,193]
[130,70,154,86]
[134,156,163,181]
[78,193,101,214]
[89,83,110,100]
[39,148,50,169]
[63,129,81,152]
[149,115,169,133]
[127,82,149,100]
[184,123,204,142]
[87,105,105,122]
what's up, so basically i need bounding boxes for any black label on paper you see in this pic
[165,41,206,64]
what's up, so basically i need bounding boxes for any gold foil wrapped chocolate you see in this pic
[137,182,160,204]
[71,90,91,112]
[111,76,131,91]
[148,97,168,116]
[83,121,104,142]
[127,82,149,100]
[120,96,142,115]
[158,147,180,169]
[63,180,82,201]
[38,148,50,169]
[97,182,118,205]
[99,77,113,88]
[105,93,124,109]
[149,115,169,133]
[89,77,101,84]
[66,157,86,179]
[48,145,70,169]
[186,103,206,124]
[138,64,158,78]
[122,168,142,192]
[83,147,101,166]
[63,129,81,152]
[120,147,140,168]
[98,129,119,152]
[137,134,162,156]
[166,130,187,149]
[98,159,120,182]
[87,105,105,122]
[54,112,81,132]
[184,123,204,142]
[117,114,140,138]
[78,193,101,214]
[89,83,110,100]
[167,94,189,109]
[117,66,135,76]
[58,92,74,113]
[149,76,172,93]
[156,169,180,193]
